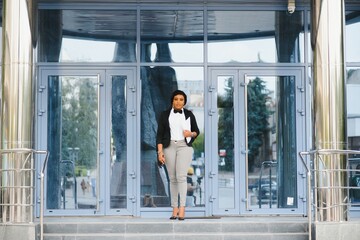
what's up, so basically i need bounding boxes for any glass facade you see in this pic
[346,11,360,207]
[140,66,204,208]
[38,10,137,62]
[47,75,99,209]
[208,11,305,63]
[140,11,204,63]
[38,9,306,64]
[347,67,360,206]
[245,75,297,210]
[346,11,360,63]
[0,2,359,218]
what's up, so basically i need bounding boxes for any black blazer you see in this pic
[156,108,200,149]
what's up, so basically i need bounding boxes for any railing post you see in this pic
[299,151,312,240]
[0,149,35,223]
[300,149,360,240]
[0,149,48,240]
[40,150,49,240]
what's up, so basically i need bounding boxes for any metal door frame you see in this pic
[36,66,137,216]
[207,67,307,216]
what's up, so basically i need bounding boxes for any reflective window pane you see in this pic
[347,68,360,206]
[140,67,205,208]
[141,11,204,63]
[346,11,360,62]
[60,38,116,62]
[208,11,304,63]
[110,75,127,209]
[217,75,235,209]
[39,10,136,62]
[246,75,297,209]
[307,10,312,63]
[47,75,99,209]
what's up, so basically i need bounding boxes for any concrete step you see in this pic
[42,217,309,240]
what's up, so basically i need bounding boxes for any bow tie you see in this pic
[173,109,183,114]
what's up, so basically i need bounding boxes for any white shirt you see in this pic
[169,108,186,141]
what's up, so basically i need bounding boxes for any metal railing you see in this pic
[299,149,360,240]
[0,148,49,240]
[40,149,49,240]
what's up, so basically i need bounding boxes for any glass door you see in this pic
[37,68,136,216]
[209,69,240,215]
[105,69,136,215]
[209,68,306,216]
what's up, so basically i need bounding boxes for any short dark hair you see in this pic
[171,90,187,105]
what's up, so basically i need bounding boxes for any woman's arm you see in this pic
[156,111,167,164]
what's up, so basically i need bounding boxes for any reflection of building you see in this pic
[178,80,204,130]
[178,80,204,107]
[1,1,360,239]
[347,70,360,149]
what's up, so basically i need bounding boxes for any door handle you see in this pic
[129,110,136,116]
[209,171,216,178]
[129,172,136,179]
[208,109,216,116]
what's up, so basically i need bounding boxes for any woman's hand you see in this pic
[183,130,196,138]
[158,151,165,165]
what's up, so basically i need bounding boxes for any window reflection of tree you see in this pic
[218,77,234,172]
[247,77,272,172]
[217,76,271,173]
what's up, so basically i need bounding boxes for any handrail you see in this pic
[299,149,360,240]
[40,150,50,240]
[299,150,313,240]
[0,148,49,240]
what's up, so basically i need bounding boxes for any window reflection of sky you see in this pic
[346,22,360,62]
[60,37,276,63]
[150,43,203,63]
[60,38,116,62]
[209,38,276,63]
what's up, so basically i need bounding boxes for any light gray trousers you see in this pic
[164,140,193,208]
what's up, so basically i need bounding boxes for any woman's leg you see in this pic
[164,142,178,208]
[176,142,193,219]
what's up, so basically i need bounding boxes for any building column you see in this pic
[1,0,35,224]
[311,0,347,221]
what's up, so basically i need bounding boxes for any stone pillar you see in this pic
[311,0,347,221]
[1,0,35,223]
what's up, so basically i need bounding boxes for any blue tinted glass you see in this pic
[141,11,204,63]
[140,66,205,207]
[39,10,136,62]
[208,11,304,63]
[346,11,360,62]
[47,75,99,209]
[347,67,360,205]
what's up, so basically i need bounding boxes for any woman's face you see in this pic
[172,94,185,110]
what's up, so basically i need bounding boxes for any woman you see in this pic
[156,90,200,220]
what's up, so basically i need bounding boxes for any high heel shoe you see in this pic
[169,207,179,220]
[178,207,185,221]
[169,215,177,220]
